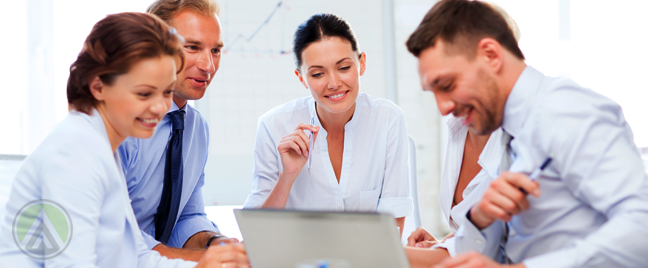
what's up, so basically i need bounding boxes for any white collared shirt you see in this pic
[0,109,195,267]
[454,66,648,268]
[434,117,504,256]
[244,93,413,218]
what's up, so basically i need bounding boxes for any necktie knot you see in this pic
[168,110,186,131]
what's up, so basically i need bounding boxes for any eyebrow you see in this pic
[429,72,455,88]
[185,38,224,48]
[134,79,176,90]
[307,57,352,71]
[134,84,157,89]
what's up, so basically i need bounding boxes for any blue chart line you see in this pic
[224,1,290,54]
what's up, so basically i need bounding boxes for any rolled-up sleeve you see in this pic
[376,109,413,218]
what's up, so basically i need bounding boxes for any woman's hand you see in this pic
[277,123,319,176]
[195,242,250,268]
[407,227,440,248]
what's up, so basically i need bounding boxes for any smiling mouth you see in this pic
[457,108,473,125]
[137,117,159,124]
[325,90,349,99]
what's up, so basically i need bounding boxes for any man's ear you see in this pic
[295,69,308,89]
[89,76,106,101]
[476,38,503,74]
[358,52,367,76]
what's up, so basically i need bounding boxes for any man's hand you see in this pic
[435,252,525,268]
[469,172,540,229]
[195,242,250,268]
[407,227,439,248]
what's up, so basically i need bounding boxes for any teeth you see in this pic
[141,118,159,124]
[329,92,345,98]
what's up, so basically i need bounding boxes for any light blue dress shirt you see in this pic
[244,93,413,218]
[454,66,648,267]
[0,109,195,267]
[118,102,218,249]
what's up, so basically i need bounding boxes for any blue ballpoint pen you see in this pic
[308,111,315,174]
[521,157,553,194]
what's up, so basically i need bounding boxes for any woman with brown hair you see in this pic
[0,12,248,267]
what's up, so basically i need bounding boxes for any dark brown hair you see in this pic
[293,13,360,70]
[406,0,524,60]
[66,12,185,114]
[147,0,219,25]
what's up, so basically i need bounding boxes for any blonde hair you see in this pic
[147,0,220,24]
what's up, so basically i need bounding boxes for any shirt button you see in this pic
[476,239,483,245]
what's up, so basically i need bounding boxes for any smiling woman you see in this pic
[243,13,413,236]
[0,12,247,267]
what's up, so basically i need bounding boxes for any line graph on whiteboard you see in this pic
[220,0,294,55]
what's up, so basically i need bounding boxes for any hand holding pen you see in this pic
[468,157,551,230]
[276,115,319,176]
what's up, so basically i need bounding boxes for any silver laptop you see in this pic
[234,209,410,268]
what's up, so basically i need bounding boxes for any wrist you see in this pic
[467,207,492,230]
[205,234,226,249]
[278,170,299,183]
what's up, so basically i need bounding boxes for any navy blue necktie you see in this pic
[155,109,185,244]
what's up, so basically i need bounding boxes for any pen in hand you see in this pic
[520,157,552,195]
[308,111,315,174]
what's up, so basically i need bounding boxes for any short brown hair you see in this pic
[67,12,185,114]
[406,0,524,60]
[147,0,219,24]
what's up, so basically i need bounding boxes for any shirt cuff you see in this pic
[377,197,413,218]
[142,229,162,250]
[433,237,457,257]
[454,211,503,259]
[167,215,220,248]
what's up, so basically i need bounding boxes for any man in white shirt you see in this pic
[406,0,648,267]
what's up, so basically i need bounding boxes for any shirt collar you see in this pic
[447,115,466,138]
[169,101,189,114]
[502,66,544,138]
[477,128,505,179]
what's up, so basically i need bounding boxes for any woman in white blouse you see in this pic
[405,118,504,266]
[0,12,247,268]
[243,13,413,233]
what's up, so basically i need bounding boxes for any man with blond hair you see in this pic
[118,0,245,263]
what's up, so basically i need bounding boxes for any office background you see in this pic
[1,0,646,238]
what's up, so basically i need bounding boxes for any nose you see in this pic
[151,96,170,116]
[327,72,341,90]
[196,50,216,74]
[435,93,456,116]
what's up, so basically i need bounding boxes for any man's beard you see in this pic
[470,70,501,135]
